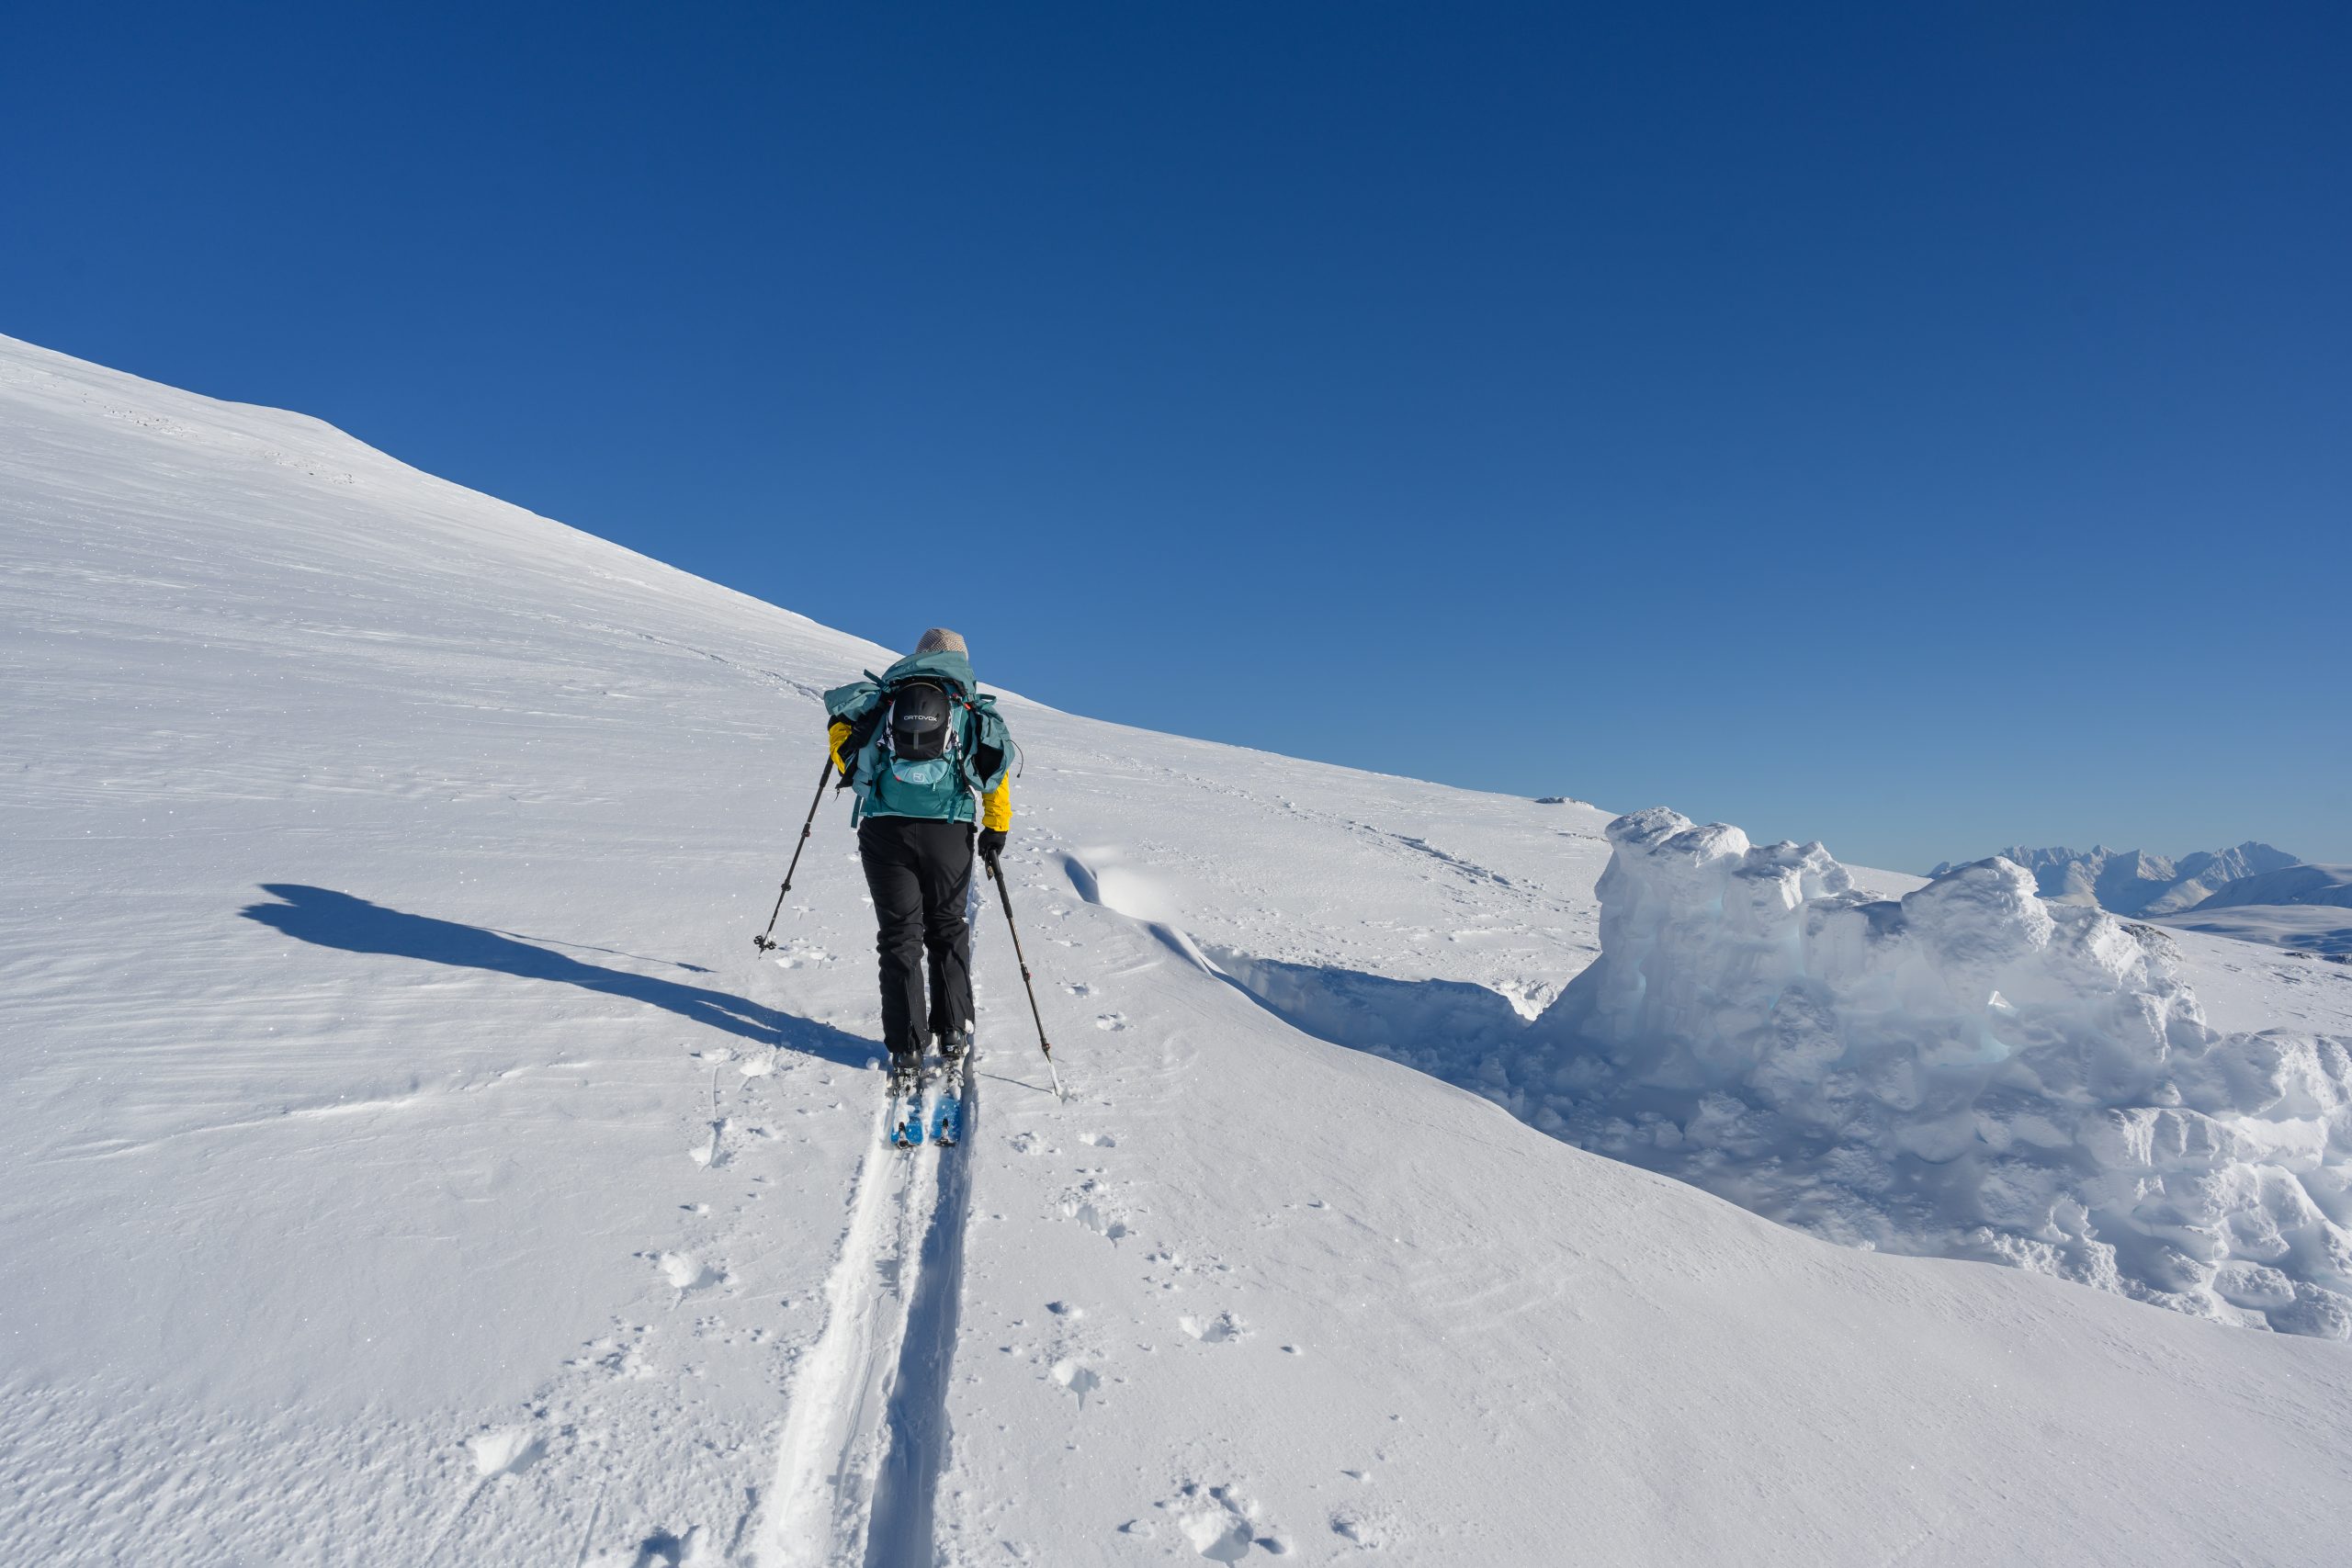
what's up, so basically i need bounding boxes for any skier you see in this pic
[822,628,1016,1118]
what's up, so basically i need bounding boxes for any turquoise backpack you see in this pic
[823,649,1015,826]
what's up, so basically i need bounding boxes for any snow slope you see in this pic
[2189,863,2352,912]
[2158,905,2352,959]
[2148,865,2352,961]
[7,332,2352,1566]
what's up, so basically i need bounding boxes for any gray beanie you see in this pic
[912,626,968,656]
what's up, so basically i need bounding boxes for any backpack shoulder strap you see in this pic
[842,698,891,761]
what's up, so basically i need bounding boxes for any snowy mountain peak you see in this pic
[1928,839,2306,917]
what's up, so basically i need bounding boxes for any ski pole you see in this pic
[986,853,1065,1100]
[753,756,837,953]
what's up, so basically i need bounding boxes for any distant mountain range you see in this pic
[1928,841,2304,917]
[2189,863,2352,912]
[1928,841,2352,958]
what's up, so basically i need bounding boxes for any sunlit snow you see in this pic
[8,333,2352,1563]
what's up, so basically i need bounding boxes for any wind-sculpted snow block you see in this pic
[1540,808,2352,1337]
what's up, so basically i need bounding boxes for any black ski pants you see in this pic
[857,816,974,1056]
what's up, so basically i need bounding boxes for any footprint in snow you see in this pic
[1094,1012,1127,1032]
[568,1325,657,1380]
[624,1525,708,1567]
[1179,1311,1246,1345]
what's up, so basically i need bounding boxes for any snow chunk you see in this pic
[1537,809,2352,1336]
[658,1252,713,1292]
[1050,1359,1101,1406]
[466,1426,543,1477]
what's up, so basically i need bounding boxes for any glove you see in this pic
[977,827,1007,869]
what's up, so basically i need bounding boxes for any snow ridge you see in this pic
[2189,863,2352,912]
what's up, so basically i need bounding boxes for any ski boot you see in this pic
[887,1046,924,1099]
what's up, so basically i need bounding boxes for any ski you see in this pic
[932,1043,972,1146]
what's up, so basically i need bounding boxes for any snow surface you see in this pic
[2158,905,2352,959]
[8,332,2352,1565]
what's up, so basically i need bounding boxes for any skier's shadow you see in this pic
[239,884,872,1067]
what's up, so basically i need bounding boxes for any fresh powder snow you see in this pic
[8,332,2352,1564]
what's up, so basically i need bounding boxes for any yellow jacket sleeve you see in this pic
[982,771,1012,833]
[827,719,853,777]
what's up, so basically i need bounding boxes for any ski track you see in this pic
[865,1063,978,1567]
[756,1075,975,1567]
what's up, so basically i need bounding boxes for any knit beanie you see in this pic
[913,627,968,656]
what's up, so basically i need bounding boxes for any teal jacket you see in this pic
[823,651,1015,826]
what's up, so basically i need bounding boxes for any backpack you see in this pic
[887,682,953,761]
[823,652,1015,826]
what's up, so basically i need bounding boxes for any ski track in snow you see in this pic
[864,1065,978,1565]
[757,1073,977,1567]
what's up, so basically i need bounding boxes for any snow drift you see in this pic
[1538,810,2352,1336]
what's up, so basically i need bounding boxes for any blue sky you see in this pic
[6,3,2346,870]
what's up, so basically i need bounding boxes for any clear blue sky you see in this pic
[6,3,2346,871]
